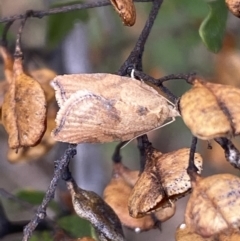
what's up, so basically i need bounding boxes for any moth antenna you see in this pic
[120,117,176,149]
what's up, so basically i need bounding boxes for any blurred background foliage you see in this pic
[1,0,240,240]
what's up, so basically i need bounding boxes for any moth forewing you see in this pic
[51,73,179,144]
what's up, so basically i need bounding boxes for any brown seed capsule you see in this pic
[185,174,240,237]
[218,229,240,241]
[109,0,136,26]
[104,162,176,231]
[225,0,240,18]
[154,204,176,222]
[30,68,56,102]
[179,77,240,140]
[51,73,179,144]
[103,172,155,232]
[2,57,47,149]
[128,147,202,218]
[175,223,215,241]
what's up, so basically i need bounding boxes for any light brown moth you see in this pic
[110,0,136,26]
[51,73,179,144]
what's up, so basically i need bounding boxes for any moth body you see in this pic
[51,73,179,144]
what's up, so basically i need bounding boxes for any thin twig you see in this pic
[137,134,151,173]
[22,144,77,241]
[0,0,152,23]
[187,136,198,180]
[14,12,32,57]
[112,142,127,163]
[133,70,178,102]
[118,0,164,75]
[157,72,196,84]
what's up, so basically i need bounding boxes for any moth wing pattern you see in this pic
[180,83,231,140]
[52,90,122,143]
[52,73,161,105]
[52,73,178,143]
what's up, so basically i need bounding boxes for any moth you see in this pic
[110,0,136,26]
[51,73,179,144]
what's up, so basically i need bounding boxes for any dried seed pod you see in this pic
[66,178,125,241]
[2,57,47,149]
[179,77,240,140]
[175,223,215,241]
[218,229,240,241]
[225,0,240,18]
[185,174,240,237]
[51,73,179,144]
[109,0,136,26]
[103,173,155,232]
[113,162,139,187]
[30,68,56,102]
[129,147,202,218]
[7,111,56,163]
[154,204,176,222]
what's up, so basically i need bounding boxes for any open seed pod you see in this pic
[179,77,240,140]
[104,162,177,231]
[104,162,157,232]
[128,147,202,218]
[225,0,240,18]
[185,173,240,237]
[175,223,215,241]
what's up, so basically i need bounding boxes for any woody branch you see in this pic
[0,0,152,23]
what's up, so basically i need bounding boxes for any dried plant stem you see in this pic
[0,0,152,23]
[187,136,198,180]
[14,12,31,57]
[118,0,164,75]
[215,137,240,169]
[112,142,127,163]
[133,70,178,102]
[22,144,77,241]
[137,134,151,172]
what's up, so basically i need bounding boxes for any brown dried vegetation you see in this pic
[109,0,136,26]
[179,77,240,140]
[128,147,202,218]
[185,174,240,237]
